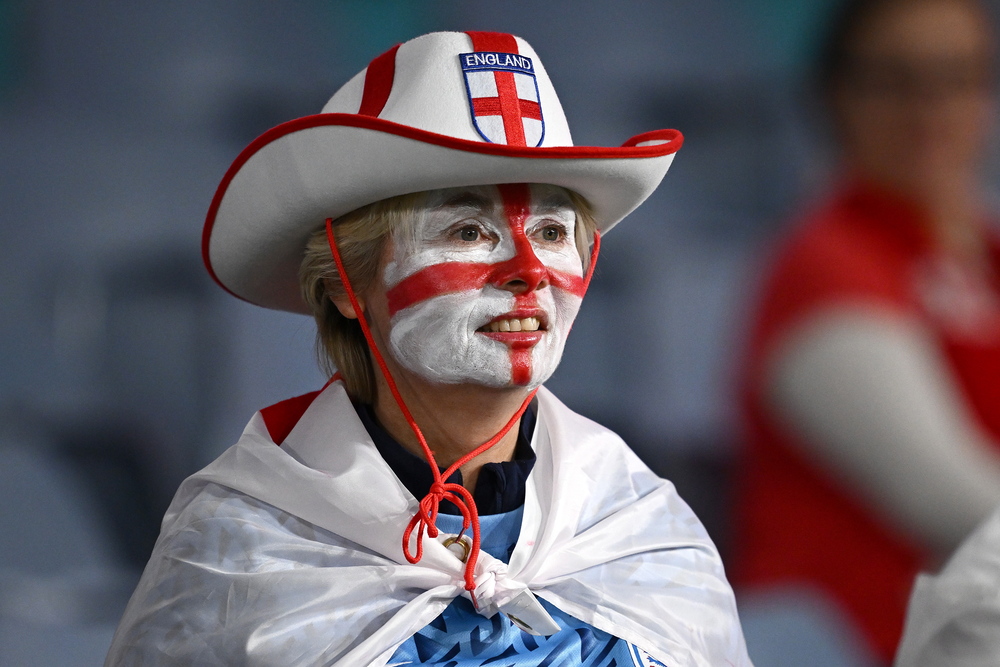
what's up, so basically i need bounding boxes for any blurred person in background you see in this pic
[732,0,1000,663]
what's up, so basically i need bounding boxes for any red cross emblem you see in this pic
[460,51,544,147]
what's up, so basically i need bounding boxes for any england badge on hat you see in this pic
[459,50,544,147]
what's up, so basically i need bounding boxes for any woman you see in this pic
[106,31,749,665]
[733,0,1000,662]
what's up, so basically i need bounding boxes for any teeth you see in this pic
[487,317,541,332]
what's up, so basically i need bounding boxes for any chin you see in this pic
[392,337,564,390]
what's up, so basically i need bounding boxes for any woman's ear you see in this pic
[324,275,365,319]
[330,292,364,319]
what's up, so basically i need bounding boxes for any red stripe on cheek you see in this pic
[386,263,493,316]
[384,260,581,316]
[548,268,586,297]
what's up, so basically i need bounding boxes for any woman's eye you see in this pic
[540,226,563,242]
[458,226,480,242]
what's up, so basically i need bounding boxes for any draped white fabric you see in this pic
[895,505,1000,667]
[105,381,749,666]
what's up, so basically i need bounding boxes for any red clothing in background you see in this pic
[732,182,1000,662]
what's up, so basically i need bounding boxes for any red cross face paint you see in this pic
[382,184,587,389]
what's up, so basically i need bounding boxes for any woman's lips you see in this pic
[478,330,544,348]
[477,312,546,347]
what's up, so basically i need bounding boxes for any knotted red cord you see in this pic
[325,218,600,598]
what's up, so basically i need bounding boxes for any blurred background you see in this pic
[3,1,998,665]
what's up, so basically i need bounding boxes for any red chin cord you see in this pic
[325,219,600,598]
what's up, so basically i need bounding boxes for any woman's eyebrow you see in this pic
[532,193,575,216]
[431,192,495,213]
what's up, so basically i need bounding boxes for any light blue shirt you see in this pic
[389,508,666,667]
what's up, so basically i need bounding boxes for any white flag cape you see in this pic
[106,381,750,666]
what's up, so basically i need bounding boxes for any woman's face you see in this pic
[833,0,996,200]
[363,183,587,390]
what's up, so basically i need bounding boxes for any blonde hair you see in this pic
[299,187,599,404]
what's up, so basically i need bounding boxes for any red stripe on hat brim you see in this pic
[202,112,682,298]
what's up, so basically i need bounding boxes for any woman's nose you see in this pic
[490,248,549,293]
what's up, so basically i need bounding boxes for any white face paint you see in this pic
[380,184,587,388]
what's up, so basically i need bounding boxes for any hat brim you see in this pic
[204,113,682,313]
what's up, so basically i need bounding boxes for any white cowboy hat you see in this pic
[203,30,682,313]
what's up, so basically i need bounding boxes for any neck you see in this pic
[923,189,987,264]
[861,169,987,262]
[371,371,531,492]
[897,177,991,267]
